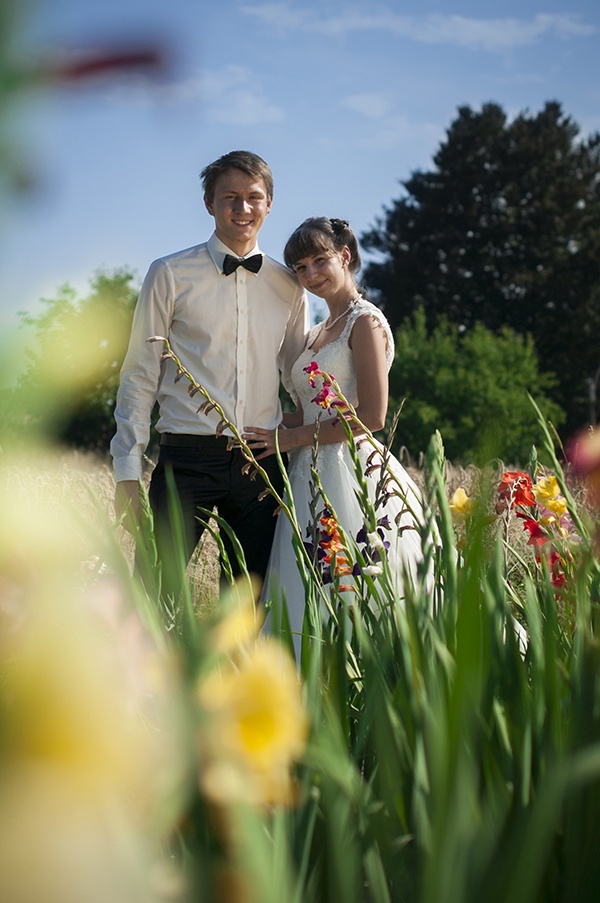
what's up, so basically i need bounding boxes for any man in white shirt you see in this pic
[111,150,309,598]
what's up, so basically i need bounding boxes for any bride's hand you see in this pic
[242,426,280,459]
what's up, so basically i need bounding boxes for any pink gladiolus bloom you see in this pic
[568,426,600,475]
[568,426,600,508]
[311,384,340,410]
[303,361,321,387]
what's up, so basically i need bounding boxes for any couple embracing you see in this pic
[111,150,427,649]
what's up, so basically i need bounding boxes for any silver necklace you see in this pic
[322,296,360,331]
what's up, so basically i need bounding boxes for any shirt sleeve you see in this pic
[110,259,175,481]
[278,286,310,404]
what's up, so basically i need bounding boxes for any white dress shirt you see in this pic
[110,232,309,481]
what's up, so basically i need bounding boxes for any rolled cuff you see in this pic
[113,455,144,482]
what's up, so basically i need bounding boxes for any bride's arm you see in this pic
[281,408,304,428]
[349,314,389,433]
[243,414,349,458]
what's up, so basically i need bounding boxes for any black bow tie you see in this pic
[222,253,263,276]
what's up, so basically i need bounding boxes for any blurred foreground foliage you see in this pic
[2,320,600,901]
[1,269,139,451]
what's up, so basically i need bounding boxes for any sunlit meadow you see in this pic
[4,8,600,898]
[2,314,600,903]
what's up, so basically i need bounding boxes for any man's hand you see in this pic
[114,480,141,534]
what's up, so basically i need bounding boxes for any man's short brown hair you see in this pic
[200,151,274,203]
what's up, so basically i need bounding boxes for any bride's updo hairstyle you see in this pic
[284,217,362,274]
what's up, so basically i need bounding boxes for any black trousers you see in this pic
[145,438,284,600]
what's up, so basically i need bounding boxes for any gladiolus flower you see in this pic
[533,475,568,518]
[498,471,536,508]
[545,497,568,518]
[311,384,340,410]
[549,551,566,588]
[45,47,165,83]
[363,564,384,577]
[367,531,386,552]
[449,487,474,522]
[320,536,346,562]
[520,516,548,548]
[211,577,263,657]
[568,425,600,476]
[568,426,600,507]
[307,507,355,582]
[303,361,321,387]
[320,514,339,534]
[197,640,308,806]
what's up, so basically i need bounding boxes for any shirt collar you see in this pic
[207,232,262,273]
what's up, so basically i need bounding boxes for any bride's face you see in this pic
[292,246,352,300]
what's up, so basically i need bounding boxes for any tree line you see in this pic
[3,101,599,465]
[362,100,600,461]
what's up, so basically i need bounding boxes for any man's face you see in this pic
[205,168,272,256]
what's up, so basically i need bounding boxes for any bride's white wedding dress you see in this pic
[262,298,431,653]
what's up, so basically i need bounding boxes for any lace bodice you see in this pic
[290,298,394,425]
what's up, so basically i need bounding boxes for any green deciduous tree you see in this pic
[388,308,565,465]
[362,101,600,435]
[3,269,139,451]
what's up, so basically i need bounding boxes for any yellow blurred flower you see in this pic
[197,640,308,805]
[211,575,264,657]
[0,593,186,903]
[449,487,474,522]
[533,475,568,518]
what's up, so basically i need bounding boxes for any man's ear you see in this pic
[204,194,214,216]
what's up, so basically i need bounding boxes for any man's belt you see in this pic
[159,433,232,449]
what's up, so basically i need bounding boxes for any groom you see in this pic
[111,150,309,597]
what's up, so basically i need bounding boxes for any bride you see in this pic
[243,217,431,654]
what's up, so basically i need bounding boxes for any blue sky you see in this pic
[2,0,599,330]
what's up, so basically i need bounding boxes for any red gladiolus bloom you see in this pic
[320,539,351,575]
[316,513,352,576]
[46,47,165,82]
[498,471,536,508]
[550,551,566,588]
[521,517,547,548]
[320,536,345,560]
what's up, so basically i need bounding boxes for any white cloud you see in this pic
[200,65,285,124]
[241,5,596,52]
[71,71,204,109]
[359,115,444,158]
[239,2,311,34]
[342,92,393,119]
[91,64,284,123]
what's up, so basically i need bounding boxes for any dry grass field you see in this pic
[2,446,514,590]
